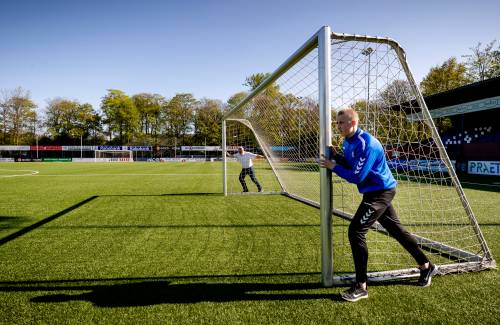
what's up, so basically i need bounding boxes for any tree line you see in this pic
[0,40,498,146]
[0,89,242,147]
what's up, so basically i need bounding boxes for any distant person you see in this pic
[319,108,437,302]
[231,147,263,193]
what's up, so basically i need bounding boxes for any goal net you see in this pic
[95,150,133,162]
[223,26,495,286]
[224,120,282,193]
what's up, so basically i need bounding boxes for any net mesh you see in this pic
[95,150,133,161]
[224,32,493,279]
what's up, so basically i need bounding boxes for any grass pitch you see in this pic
[0,162,498,324]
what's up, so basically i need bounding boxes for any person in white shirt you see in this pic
[233,147,263,192]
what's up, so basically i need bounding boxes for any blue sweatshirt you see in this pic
[332,128,396,193]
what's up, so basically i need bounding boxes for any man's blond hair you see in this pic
[337,108,359,122]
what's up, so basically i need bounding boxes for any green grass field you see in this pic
[0,162,498,324]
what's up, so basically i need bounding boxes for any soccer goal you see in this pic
[223,26,495,286]
[95,149,133,162]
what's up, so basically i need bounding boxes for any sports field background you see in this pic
[0,162,498,324]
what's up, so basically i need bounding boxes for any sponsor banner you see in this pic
[72,158,133,162]
[97,145,123,151]
[92,158,133,162]
[0,158,15,162]
[155,146,180,151]
[0,145,31,151]
[388,159,448,173]
[72,158,97,162]
[181,146,221,151]
[157,157,206,162]
[127,146,152,151]
[468,161,500,176]
[62,146,96,151]
[31,145,62,151]
[42,158,72,162]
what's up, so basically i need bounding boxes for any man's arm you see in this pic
[333,144,376,184]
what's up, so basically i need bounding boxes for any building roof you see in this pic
[424,76,500,110]
[393,76,500,119]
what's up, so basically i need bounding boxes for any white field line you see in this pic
[0,169,39,178]
[32,173,221,177]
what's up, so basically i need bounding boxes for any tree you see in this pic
[463,40,500,81]
[377,80,414,106]
[164,93,197,145]
[0,87,38,145]
[132,93,165,141]
[194,98,223,145]
[226,91,248,113]
[101,89,139,144]
[0,89,10,144]
[44,99,101,144]
[243,73,270,91]
[244,73,280,98]
[84,106,104,144]
[44,98,78,141]
[420,57,470,96]
[73,103,102,144]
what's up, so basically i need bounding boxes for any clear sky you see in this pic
[0,0,499,112]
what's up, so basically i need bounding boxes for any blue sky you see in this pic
[0,0,499,112]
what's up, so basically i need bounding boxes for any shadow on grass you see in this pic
[29,281,333,306]
[0,273,334,307]
[0,273,418,307]
[0,216,31,229]
[0,192,223,246]
[0,196,98,247]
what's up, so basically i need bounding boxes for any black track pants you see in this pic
[348,188,429,283]
[239,167,262,192]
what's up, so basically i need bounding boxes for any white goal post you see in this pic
[223,26,495,287]
[94,149,133,162]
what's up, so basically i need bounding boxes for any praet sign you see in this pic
[468,161,500,176]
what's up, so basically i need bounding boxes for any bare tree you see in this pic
[463,40,500,81]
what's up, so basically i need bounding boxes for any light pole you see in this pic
[362,47,374,134]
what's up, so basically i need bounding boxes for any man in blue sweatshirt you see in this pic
[320,108,437,302]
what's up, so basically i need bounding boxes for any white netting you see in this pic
[225,121,281,193]
[329,38,491,275]
[224,31,494,281]
[95,150,133,162]
[225,47,322,200]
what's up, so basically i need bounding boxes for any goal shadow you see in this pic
[0,273,331,307]
[0,192,221,247]
[0,196,98,247]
